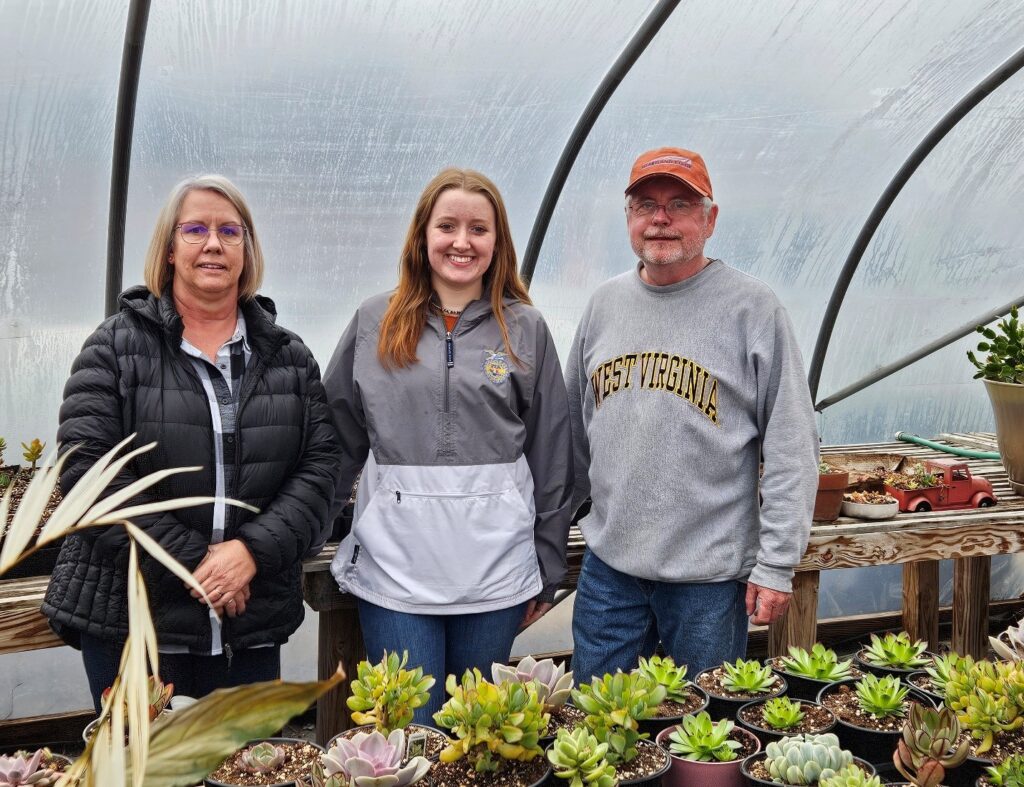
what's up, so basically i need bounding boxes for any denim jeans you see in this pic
[571,548,749,683]
[356,599,527,724]
[80,632,280,713]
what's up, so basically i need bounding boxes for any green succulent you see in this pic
[761,696,806,730]
[780,644,855,681]
[861,632,930,670]
[818,764,883,787]
[764,733,853,785]
[546,727,617,787]
[666,711,742,762]
[893,703,969,787]
[347,650,435,733]
[571,671,666,765]
[969,306,1024,384]
[434,668,549,773]
[956,688,1023,754]
[0,437,6,464]
[986,753,1024,786]
[923,653,964,698]
[20,439,44,472]
[240,742,285,774]
[636,654,691,704]
[853,674,909,718]
[944,658,1024,754]
[720,658,777,694]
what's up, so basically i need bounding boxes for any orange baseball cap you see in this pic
[626,147,713,199]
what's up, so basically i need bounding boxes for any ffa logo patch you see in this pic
[483,350,510,384]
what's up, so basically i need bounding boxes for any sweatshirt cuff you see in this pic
[747,563,795,594]
[536,586,557,604]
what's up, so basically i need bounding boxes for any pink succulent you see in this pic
[321,729,430,787]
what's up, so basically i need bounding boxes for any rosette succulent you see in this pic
[780,644,854,681]
[945,658,1024,753]
[764,733,853,785]
[635,654,691,704]
[666,711,742,762]
[99,674,173,721]
[434,668,548,772]
[348,650,435,733]
[893,703,969,787]
[546,727,617,787]
[720,658,777,693]
[861,632,930,670]
[923,653,964,698]
[571,671,666,765]
[492,655,574,711]
[853,674,909,718]
[0,750,59,787]
[986,753,1024,786]
[240,742,286,774]
[761,696,806,730]
[314,729,431,787]
[818,764,882,787]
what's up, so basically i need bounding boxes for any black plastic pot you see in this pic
[204,737,324,787]
[739,751,876,786]
[735,699,837,747]
[905,670,944,706]
[767,658,862,702]
[944,753,994,787]
[637,684,709,736]
[816,679,935,768]
[695,667,787,723]
[616,739,671,787]
[854,648,938,679]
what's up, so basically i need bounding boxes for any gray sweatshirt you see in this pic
[565,261,818,592]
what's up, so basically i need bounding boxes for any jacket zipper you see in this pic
[395,489,504,501]
[444,330,454,413]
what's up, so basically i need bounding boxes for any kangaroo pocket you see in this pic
[347,480,539,608]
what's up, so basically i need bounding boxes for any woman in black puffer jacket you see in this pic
[43,175,341,709]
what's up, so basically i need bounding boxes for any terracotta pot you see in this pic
[740,751,876,785]
[204,737,324,787]
[984,378,1024,496]
[656,724,759,787]
[814,471,849,522]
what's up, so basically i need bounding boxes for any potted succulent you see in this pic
[546,727,618,787]
[841,491,899,521]
[634,655,708,734]
[655,710,759,787]
[816,674,932,766]
[432,668,551,787]
[907,653,965,706]
[855,632,934,678]
[982,753,1024,786]
[968,305,1024,495]
[311,727,431,787]
[83,675,175,743]
[206,738,326,787]
[20,438,45,475]
[737,695,838,745]
[816,461,850,522]
[335,650,445,758]
[819,764,884,786]
[740,731,875,785]
[571,671,670,787]
[695,657,787,721]
[0,748,70,785]
[770,644,863,701]
[493,655,585,738]
[890,703,970,787]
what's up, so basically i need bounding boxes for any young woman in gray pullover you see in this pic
[322,168,573,721]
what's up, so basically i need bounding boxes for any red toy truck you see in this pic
[884,458,996,513]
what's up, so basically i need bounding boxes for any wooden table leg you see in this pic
[902,561,939,650]
[953,555,991,659]
[768,570,820,656]
[315,605,366,746]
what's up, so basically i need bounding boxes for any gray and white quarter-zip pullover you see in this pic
[566,261,818,593]
[323,292,573,614]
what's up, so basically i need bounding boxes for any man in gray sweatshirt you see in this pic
[566,147,819,680]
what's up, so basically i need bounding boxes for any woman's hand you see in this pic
[519,599,552,631]
[189,539,257,615]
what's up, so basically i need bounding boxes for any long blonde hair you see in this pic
[143,174,265,300]
[377,168,531,368]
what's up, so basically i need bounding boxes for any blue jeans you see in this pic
[571,548,749,683]
[80,632,280,713]
[356,599,527,724]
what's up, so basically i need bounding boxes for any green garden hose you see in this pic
[894,431,1000,460]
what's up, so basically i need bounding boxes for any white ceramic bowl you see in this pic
[841,499,899,520]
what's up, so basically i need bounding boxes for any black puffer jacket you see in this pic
[42,286,340,651]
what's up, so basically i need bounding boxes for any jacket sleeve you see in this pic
[321,310,371,522]
[564,306,593,517]
[750,306,820,593]
[235,349,342,573]
[521,318,574,603]
[57,322,210,578]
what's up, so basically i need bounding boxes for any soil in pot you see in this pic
[637,684,709,736]
[610,739,671,787]
[906,670,944,706]
[766,656,864,702]
[740,751,876,786]
[695,666,786,722]
[543,703,589,741]
[854,648,937,679]
[735,699,836,745]
[1,467,65,580]
[656,724,759,787]
[429,755,549,787]
[328,723,448,761]
[205,738,323,786]
[943,727,1024,787]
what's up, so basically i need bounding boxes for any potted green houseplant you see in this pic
[983,753,1024,786]
[546,727,618,787]
[819,764,884,786]
[206,738,326,787]
[737,695,837,745]
[770,644,862,701]
[634,655,708,734]
[968,306,1024,495]
[854,632,934,678]
[907,652,965,706]
[816,461,850,522]
[311,727,431,787]
[890,703,969,787]
[740,731,875,785]
[695,657,786,721]
[655,711,759,787]
[493,655,586,738]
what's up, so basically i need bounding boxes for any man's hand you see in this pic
[746,582,791,625]
[520,600,553,631]
[189,539,258,616]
